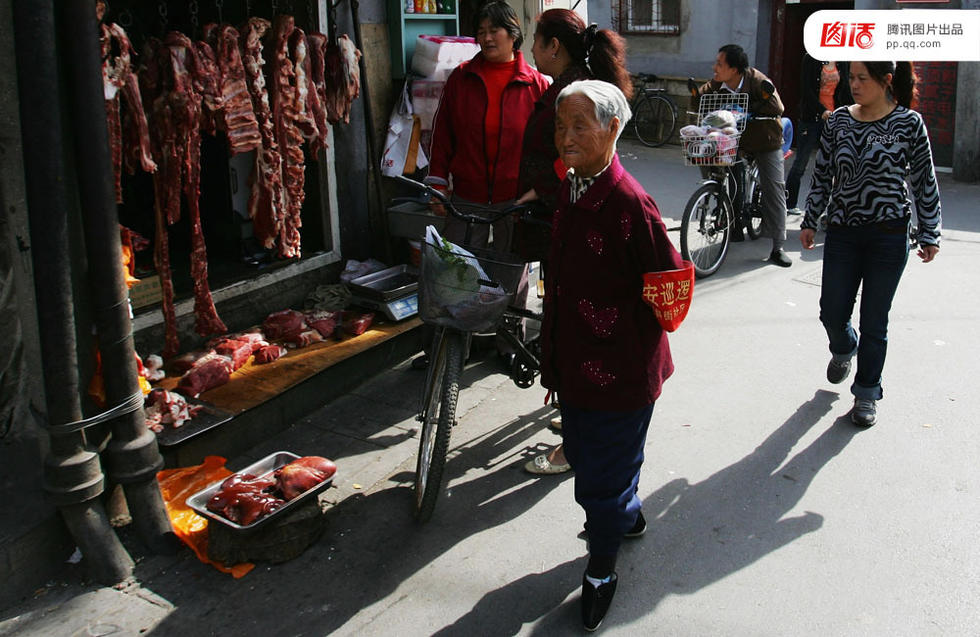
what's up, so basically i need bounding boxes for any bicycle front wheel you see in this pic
[633,96,676,148]
[414,330,464,522]
[681,183,731,278]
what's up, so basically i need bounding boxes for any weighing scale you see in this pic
[348,265,419,322]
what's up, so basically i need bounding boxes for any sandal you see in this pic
[524,452,571,475]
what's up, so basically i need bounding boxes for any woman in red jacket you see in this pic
[424,0,549,251]
[413,1,549,370]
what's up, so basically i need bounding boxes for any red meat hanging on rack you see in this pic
[269,15,308,260]
[100,7,156,204]
[322,33,362,125]
[210,23,262,155]
[144,32,228,357]
[241,17,286,251]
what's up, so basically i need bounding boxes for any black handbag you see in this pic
[511,201,553,263]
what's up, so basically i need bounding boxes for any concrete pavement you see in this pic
[2,140,979,636]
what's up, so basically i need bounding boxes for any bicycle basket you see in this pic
[419,241,525,332]
[681,92,749,167]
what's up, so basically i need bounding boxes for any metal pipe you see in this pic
[59,0,175,554]
[11,0,133,584]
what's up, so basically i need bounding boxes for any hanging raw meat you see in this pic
[212,24,261,155]
[305,32,331,156]
[145,33,228,356]
[101,19,156,203]
[269,15,307,259]
[323,34,362,125]
[242,17,285,250]
[192,33,223,136]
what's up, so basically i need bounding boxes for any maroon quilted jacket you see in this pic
[426,51,549,204]
[540,154,683,410]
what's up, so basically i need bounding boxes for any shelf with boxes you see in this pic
[388,0,460,79]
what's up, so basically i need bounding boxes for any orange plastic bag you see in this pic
[157,456,255,578]
[642,261,695,332]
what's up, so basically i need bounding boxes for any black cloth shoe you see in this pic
[768,248,792,267]
[730,227,745,242]
[410,354,429,370]
[582,572,618,632]
[624,511,646,538]
[826,357,852,384]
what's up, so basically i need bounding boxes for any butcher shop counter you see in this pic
[153,317,423,468]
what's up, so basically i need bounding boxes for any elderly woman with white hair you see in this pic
[539,80,684,631]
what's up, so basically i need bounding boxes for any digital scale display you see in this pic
[386,293,418,321]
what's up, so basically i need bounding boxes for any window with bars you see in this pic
[613,0,680,35]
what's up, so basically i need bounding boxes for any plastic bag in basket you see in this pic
[642,261,695,332]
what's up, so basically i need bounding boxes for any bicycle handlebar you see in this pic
[391,174,532,227]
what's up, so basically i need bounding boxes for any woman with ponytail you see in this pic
[517,11,631,210]
[516,10,632,476]
[800,61,941,428]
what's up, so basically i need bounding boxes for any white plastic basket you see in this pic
[682,92,749,166]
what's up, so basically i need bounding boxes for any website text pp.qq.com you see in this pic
[886,39,941,50]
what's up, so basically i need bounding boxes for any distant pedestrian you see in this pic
[799,61,941,427]
[785,54,852,215]
[540,80,683,631]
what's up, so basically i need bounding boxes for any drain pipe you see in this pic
[11,1,134,583]
[59,0,175,554]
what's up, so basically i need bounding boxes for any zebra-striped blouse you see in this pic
[802,104,941,246]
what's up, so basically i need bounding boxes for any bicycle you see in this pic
[391,175,547,522]
[678,79,790,278]
[629,73,678,148]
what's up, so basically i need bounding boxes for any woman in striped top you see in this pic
[799,61,941,427]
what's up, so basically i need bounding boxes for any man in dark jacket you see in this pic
[695,44,791,267]
[543,79,684,631]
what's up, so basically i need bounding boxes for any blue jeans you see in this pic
[560,402,654,558]
[785,120,823,209]
[819,221,910,400]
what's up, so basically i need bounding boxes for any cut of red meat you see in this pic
[206,473,283,525]
[273,456,337,500]
[176,353,233,397]
[305,32,330,156]
[214,24,261,155]
[284,329,323,348]
[170,349,211,374]
[340,311,375,336]
[262,309,308,340]
[212,338,253,370]
[305,310,339,338]
[254,344,287,364]
[242,18,285,250]
[143,388,202,433]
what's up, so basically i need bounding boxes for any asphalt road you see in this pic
[3,140,979,636]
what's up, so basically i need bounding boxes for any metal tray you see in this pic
[185,451,335,532]
[349,264,418,302]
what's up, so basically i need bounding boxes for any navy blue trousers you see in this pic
[560,402,655,558]
[820,221,910,400]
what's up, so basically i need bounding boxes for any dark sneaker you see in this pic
[769,249,792,267]
[624,512,646,538]
[410,354,429,370]
[582,572,618,632]
[730,227,745,242]
[851,398,877,427]
[826,357,852,384]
